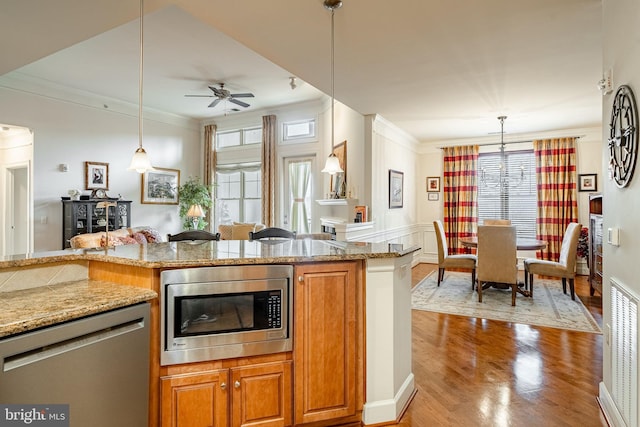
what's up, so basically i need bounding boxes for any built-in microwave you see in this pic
[160,265,292,365]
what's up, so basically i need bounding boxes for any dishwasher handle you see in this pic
[3,318,145,372]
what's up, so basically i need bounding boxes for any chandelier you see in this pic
[480,116,525,189]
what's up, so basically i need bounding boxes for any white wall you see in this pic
[601,0,640,424]
[364,114,421,247]
[0,85,201,251]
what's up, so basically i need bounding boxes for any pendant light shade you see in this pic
[128,0,154,173]
[321,153,343,174]
[322,0,344,175]
[129,147,154,173]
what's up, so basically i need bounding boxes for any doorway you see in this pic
[1,125,33,256]
[4,165,30,255]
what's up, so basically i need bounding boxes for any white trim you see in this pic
[0,73,199,130]
[362,373,415,425]
[598,382,628,427]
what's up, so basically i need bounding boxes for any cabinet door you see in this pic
[294,262,357,424]
[231,362,292,427]
[161,370,229,427]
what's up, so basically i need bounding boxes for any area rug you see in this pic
[411,271,601,334]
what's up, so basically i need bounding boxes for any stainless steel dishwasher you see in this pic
[0,303,150,427]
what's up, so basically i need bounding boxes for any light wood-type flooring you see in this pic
[395,263,606,427]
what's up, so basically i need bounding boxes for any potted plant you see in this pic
[177,177,213,230]
[577,226,589,266]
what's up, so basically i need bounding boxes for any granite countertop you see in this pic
[0,239,421,269]
[0,280,157,338]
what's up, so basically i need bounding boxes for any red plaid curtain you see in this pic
[443,145,478,254]
[534,138,578,261]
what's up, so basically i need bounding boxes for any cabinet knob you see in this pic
[220,382,226,390]
[298,276,304,282]
[234,381,240,389]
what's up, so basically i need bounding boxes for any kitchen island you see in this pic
[0,239,419,426]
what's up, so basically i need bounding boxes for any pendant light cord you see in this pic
[138,0,144,150]
[330,6,335,152]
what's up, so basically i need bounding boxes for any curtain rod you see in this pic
[438,135,583,149]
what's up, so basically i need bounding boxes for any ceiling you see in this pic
[1,0,603,143]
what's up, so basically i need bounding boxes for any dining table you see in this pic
[459,236,547,251]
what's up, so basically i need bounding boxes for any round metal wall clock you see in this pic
[608,84,638,188]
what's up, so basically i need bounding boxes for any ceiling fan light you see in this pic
[321,153,343,175]
[128,147,155,173]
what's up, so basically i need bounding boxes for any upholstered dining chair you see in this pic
[483,219,512,225]
[249,227,296,241]
[524,222,582,300]
[477,225,519,305]
[167,230,220,242]
[433,220,477,288]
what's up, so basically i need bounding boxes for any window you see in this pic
[284,157,315,233]
[282,119,316,142]
[217,127,262,149]
[477,149,537,238]
[214,165,261,230]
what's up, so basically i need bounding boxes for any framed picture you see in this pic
[389,169,404,209]
[330,140,347,197]
[578,173,597,192]
[428,192,439,201]
[85,161,109,190]
[141,168,180,205]
[426,176,440,192]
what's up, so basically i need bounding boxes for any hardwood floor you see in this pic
[396,263,606,427]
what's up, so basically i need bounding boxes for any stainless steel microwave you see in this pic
[160,265,292,365]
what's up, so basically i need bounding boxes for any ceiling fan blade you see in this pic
[230,93,254,98]
[229,98,250,108]
[185,94,214,97]
[208,99,221,108]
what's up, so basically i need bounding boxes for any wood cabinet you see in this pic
[231,362,292,427]
[293,262,361,425]
[589,194,603,296]
[61,200,131,248]
[160,361,292,427]
[161,370,228,427]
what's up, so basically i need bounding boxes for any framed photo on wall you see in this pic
[330,140,347,197]
[141,168,180,205]
[85,161,109,190]
[428,192,439,201]
[426,176,440,192]
[389,169,404,209]
[578,173,597,192]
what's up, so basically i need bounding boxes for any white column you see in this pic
[362,253,415,425]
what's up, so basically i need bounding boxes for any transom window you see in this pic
[282,119,316,142]
[477,149,537,238]
[217,127,262,149]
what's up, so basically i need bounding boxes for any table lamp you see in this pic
[187,204,205,230]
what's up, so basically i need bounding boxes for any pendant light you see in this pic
[321,0,344,175]
[128,0,154,173]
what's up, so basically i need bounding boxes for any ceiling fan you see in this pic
[185,83,254,108]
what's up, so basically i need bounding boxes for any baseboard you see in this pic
[362,373,415,425]
[598,381,626,427]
